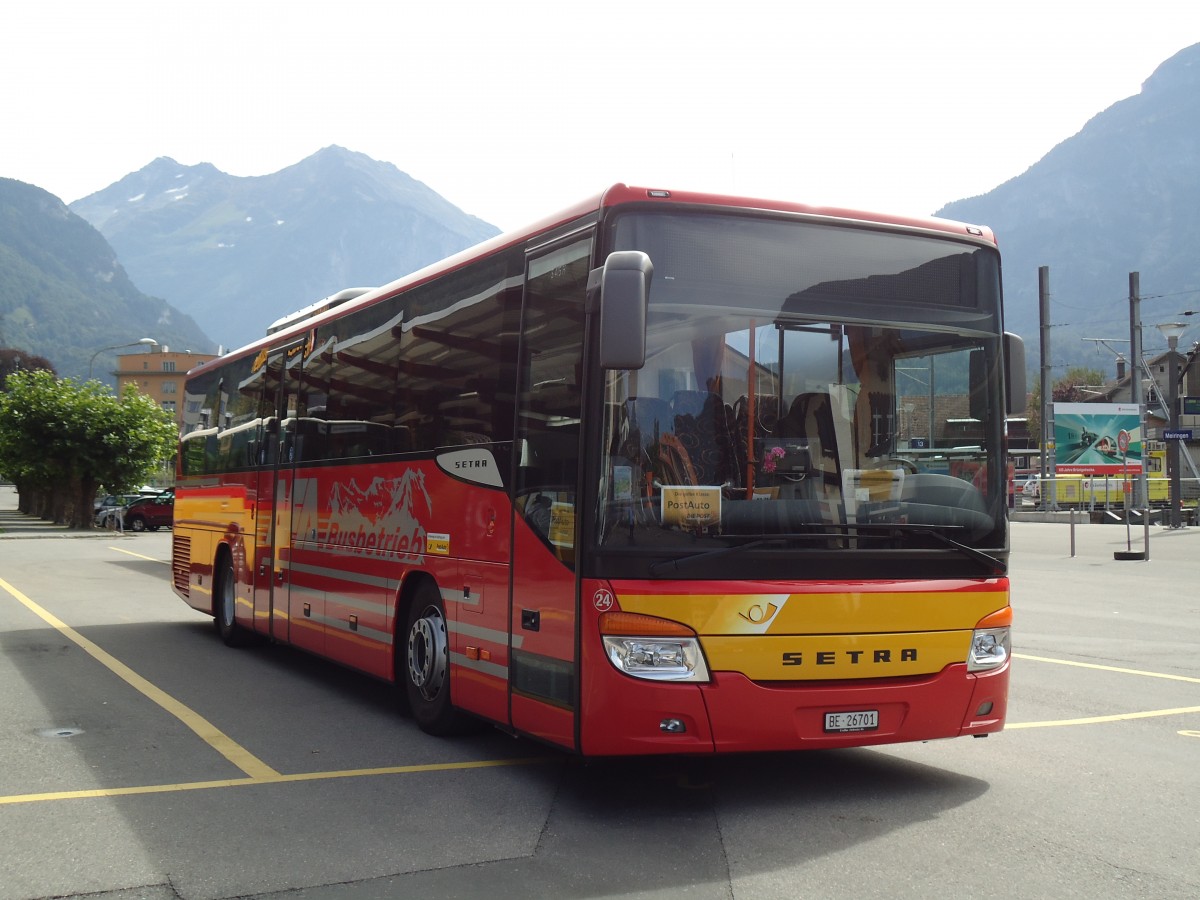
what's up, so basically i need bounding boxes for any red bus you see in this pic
[172,185,1026,755]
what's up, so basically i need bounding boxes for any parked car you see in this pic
[93,492,142,513]
[1022,475,1041,499]
[94,493,143,528]
[122,489,175,532]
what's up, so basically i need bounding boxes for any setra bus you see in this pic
[171,185,1026,755]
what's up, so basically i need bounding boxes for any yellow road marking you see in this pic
[1008,705,1200,729]
[0,757,549,806]
[108,546,168,563]
[1014,652,1200,685]
[0,575,278,780]
[1010,652,1200,730]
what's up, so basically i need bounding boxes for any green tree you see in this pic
[1026,366,1106,443]
[0,370,177,528]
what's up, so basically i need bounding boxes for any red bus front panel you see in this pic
[578,578,1010,756]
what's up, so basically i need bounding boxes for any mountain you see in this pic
[70,147,501,350]
[936,43,1200,378]
[0,178,215,382]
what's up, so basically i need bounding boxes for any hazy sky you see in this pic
[5,1,1199,232]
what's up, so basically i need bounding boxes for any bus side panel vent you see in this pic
[172,535,191,597]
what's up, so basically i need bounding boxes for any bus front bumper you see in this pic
[579,661,1008,756]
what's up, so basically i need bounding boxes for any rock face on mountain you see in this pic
[0,177,213,381]
[71,146,500,350]
[937,44,1200,371]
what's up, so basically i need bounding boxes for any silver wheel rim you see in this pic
[407,605,448,701]
[220,570,235,628]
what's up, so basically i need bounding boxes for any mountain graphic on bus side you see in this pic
[317,470,432,559]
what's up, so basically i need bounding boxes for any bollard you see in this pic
[1114,506,1148,560]
[1070,508,1076,558]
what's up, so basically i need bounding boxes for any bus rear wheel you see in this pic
[404,584,469,735]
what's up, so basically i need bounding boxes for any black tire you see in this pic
[214,552,249,647]
[403,582,470,735]
[127,515,147,532]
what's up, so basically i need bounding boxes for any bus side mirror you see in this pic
[1004,332,1027,416]
[599,251,652,370]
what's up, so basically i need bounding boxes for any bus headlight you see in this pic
[967,607,1012,672]
[603,636,710,681]
[967,627,1011,671]
[599,611,711,682]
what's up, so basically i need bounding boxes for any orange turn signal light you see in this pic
[975,606,1013,629]
[598,611,695,637]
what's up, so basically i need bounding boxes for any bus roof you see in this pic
[190,184,998,377]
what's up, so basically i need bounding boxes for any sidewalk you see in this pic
[0,484,116,539]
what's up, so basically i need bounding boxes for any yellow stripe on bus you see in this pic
[617,589,1008,635]
[703,630,971,680]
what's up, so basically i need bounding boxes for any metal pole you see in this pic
[88,338,158,382]
[1129,273,1148,509]
[1039,267,1056,510]
[1168,340,1183,528]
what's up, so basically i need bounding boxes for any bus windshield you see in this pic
[595,211,1006,569]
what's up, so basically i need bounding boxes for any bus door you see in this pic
[508,236,591,748]
[250,346,305,647]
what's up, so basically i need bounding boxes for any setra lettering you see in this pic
[781,648,918,666]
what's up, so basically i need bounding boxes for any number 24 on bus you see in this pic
[172,184,1024,756]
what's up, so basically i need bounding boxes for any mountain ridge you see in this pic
[70,146,501,351]
[936,43,1200,376]
[0,177,215,381]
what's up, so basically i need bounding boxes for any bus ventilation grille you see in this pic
[172,535,191,596]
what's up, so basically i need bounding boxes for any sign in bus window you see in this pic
[660,485,722,529]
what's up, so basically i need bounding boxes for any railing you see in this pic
[1014,475,1200,513]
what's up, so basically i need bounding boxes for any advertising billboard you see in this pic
[1052,403,1142,475]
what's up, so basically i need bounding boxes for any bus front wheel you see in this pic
[404,584,467,735]
[214,552,249,647]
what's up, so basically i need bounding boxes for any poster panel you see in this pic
[1052,402,1142,475]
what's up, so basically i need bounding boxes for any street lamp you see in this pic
[89,338,158,380]
[1156,322,1187,528]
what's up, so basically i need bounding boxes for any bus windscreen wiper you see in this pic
[647,535,830,575]
[848,523,1005,575]
[647,526,1003,577]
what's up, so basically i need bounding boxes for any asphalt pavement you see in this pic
[2,481,1198,898]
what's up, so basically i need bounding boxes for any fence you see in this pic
[1015,474,1200,515]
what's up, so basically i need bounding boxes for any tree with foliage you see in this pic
[0,347,56,383]
[1026,366,1106,444]
[0,370,177,528]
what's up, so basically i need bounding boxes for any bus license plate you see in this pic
[824,710,879,733]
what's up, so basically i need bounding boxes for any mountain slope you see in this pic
[71,147,501,350]
[936,43,1200,375]
[0,178,214,381]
